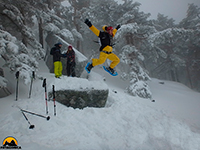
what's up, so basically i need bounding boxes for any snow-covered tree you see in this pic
[0,30,39,84]
[81,0,118,25]
[0,1,45,56]
[113,4,153,98]
[152,13,176,31]
[0,68,8,89]
[147,28,187,80]
[119,45,151,98]
[147,27,200,89]
[179,3,200,29]
[143,3,200,91]
[116,0,151,25]
[66,0,90,52]
[0,1,46,85]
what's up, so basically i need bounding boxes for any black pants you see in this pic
[66,62,76,77]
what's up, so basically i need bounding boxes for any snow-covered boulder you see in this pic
[45,33,88,77]
[48,77,109,109]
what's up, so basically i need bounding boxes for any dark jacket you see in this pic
[99,32,114,51]
[66,49,75,64]
[50,44,66,62]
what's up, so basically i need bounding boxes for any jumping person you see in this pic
[84,19,121,76]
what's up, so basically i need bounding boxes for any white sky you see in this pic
[117,0,200,23]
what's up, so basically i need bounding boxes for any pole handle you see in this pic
[15,71,20,79]
[42,78,46,88]
[53,85,56,116]
[52,85,55,98]
[32,71,35,79]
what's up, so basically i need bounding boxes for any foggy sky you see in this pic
[62,0,200,23]
[117,0,200,23]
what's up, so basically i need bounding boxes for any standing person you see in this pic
[50,42,66,78]
[66,45,76,77]
[84,18,121,76]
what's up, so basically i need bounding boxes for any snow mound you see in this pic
[46,76,108,91]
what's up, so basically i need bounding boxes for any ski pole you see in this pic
[29,71,35,98]
[42,78,48,114]
[20,110,35,129]
[15,71,20,101]
[52,85,56,116]
[20,108,50,120]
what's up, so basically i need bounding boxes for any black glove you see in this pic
[116,24,121,30]
[84,19,92,27]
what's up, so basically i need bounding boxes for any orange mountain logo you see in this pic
[0,136,21,149]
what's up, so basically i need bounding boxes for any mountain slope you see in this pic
[0,66,200,150]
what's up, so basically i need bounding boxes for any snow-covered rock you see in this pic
[48,77,109,109]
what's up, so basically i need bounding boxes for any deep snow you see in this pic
[0,62,200,150]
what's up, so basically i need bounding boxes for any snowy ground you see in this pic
[0,63,200,150]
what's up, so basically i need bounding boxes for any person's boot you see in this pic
[55,76,61,79]
[86,63,93,73]
[107,67,115,74]
[103,66,118,76]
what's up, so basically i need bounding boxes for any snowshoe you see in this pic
[85,62,93,73]
[103,66,118,76]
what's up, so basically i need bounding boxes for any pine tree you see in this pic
[0,0,45,84]
[179,3,200,29]
[113,2,153,98]
[119,45,151,98]
[152,13,175,31]
[0,29,39,84]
